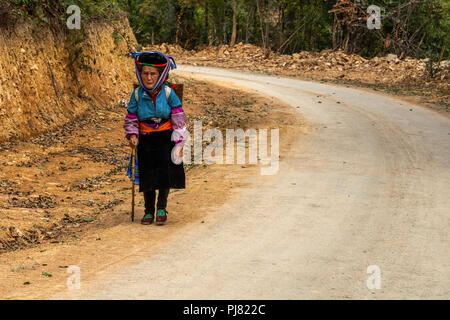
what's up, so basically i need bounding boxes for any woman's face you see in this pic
[141,66,159,88]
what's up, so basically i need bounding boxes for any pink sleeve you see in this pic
[124,113,139,140]
[171,106,188,147]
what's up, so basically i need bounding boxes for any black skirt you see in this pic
[137,130,186,192]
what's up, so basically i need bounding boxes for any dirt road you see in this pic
[6,66,450,299]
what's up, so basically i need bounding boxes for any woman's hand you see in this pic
[178,147,183,158]
[129,135,138,149]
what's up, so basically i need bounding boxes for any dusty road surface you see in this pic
[6,66,450,299]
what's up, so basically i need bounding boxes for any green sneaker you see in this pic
[141,212,154,225]
[155,209,168,225]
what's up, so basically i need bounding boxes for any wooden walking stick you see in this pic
[131,147,136,222]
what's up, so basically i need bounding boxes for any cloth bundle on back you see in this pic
[124,50,188,225]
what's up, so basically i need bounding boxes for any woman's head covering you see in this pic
[130,50,177,91]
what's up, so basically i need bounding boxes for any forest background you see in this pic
[1,0,448,60]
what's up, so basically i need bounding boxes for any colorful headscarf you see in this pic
[130,50,177,92]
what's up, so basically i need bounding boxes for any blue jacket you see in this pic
[127,84,182,120]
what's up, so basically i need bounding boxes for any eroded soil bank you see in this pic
[0,16,137,143]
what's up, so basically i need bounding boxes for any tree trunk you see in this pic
[210,24,216,46]
[332,13,337,50]
[265,0,270,50]
[175,6,185,45]
[256,0,266,48]
[204,0,209,44]
[230,0,237,46]
[245,4,254,43]
[222,1,227,44]
[278,3,284,49]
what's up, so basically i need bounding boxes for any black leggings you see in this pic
[143,188,170,214]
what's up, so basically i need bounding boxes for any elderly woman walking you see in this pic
[124,51,188,225]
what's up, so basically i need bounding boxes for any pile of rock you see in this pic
[144,43,449,102]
